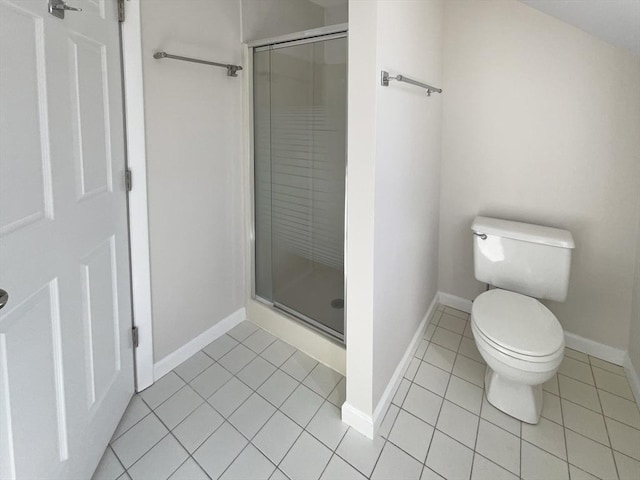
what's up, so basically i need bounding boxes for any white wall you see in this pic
[324,1,348,26]
[344,0,378,427]
[141,0,245,361]
[372,0,443,407]
[344,0,443,433]
[240,0,325,42]
[439,0,640,352]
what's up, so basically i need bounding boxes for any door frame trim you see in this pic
[121,0,154,391]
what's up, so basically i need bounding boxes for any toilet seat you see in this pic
[471,289,564,361]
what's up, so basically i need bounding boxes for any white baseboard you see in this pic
[370,294,440,436]
[623,354,640,407]
[438,292,472,313]
[153,308,246,380]
[563,331,626,366]
[341,402,374,439]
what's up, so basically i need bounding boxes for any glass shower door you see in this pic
[254,34,347,340]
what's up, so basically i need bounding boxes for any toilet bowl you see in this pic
[471,289,565,423]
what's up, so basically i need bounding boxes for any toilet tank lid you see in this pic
[471,216,575,249]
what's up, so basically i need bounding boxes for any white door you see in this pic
[0,0,134,478]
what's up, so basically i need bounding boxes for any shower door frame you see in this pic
[246,24,348,344]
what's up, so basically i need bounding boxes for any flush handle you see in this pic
[0,289,8,310]
[473,232,488,240]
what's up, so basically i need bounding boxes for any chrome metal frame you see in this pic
[247,26,348,344]
[274,302,344,343]
[247,23,348,49]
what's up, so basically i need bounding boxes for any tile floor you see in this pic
[93,305,640,480]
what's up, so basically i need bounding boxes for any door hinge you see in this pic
[125,168,132,192]
[117,0,125,22]
[132,326,139,348]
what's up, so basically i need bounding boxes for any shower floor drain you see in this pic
[330,298,344,309]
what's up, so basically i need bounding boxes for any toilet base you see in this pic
[484,366,543,424]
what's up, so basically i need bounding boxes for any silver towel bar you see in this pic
[153,51,243,77]
[381,70,442,96]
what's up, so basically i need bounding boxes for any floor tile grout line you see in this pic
[567,461,614,480]
[557,387,571,480]
[317,452,340,480]
[470,384,485,480]
[173,355,215,384]
[474,451,519,480]
[270,426,306,475]
[200,336,239,363]
[205,421,266,480]
[110,407,154,445]
[171,408,227,461]
[305,399,350,450]
[613,448,640,465]
[219,438,280,480]
[202,345,325,420]
[162,431,211,480]
[242,327,279,355]
[422,347,457,476]
[194,351,336,449]
[591,364,634,389]
[559,381,640,431]
[237,365,334,469]
[434,321,468,338]
[111,314,638,480]
[520,438,569,468]
[121,327,342,475]
[558,371,638,406]
[548,393,640,444]
[560,421,640,463]
[107,444,128,477]
[333,430,386,479]
[593,371,622,480]
[381,390,414,463]
[368,434,390,478]
[139,372,187,410]
[116,411,172,474]
[386,432,432,466]
[413,350,485,387]
[325,375,347,408]
[588,355,628,377]
[404,365,524,443]
[168,347,308,464]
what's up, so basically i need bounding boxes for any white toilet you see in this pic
[470,216,575,424]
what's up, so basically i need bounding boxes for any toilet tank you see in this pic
[471,216,575,302]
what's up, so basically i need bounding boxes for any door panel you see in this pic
[0,2,54,235]
[80,236,121,411]
[0,0,134,478]
[69,32,113,200]
[0,281,68,479]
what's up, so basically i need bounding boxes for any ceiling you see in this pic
[518,1,639,56]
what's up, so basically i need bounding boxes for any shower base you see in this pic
[274,264,344,339]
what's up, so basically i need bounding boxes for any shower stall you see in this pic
[251,26,347,341]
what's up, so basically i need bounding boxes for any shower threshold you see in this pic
[273,301,344,343]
